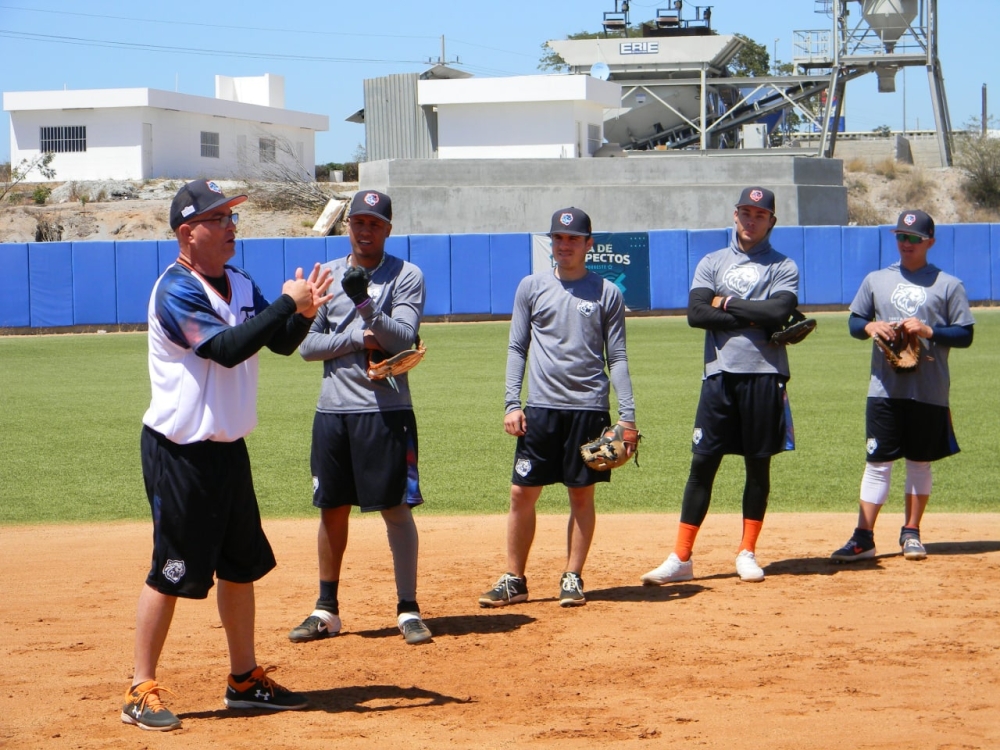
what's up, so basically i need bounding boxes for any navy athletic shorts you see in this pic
[511,406,612,488]
[139,426,276,599]
[691,372,794,458]
[310,410,423,512]
[865,397,960,462]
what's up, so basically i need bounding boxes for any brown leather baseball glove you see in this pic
[367,340,426,381]
[873,324,920,372]
[580,424,642,471]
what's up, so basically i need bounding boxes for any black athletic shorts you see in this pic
[139,426,276,600]
[311,410,423,512]
[865,397,960,462]
[691,372,794,458]
[511,406,612,488]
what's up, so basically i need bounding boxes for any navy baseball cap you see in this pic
[169,180,247,231]
[736,186,776,214]
[549,207,592,237]
[893,209,935,239]
[350,190,392,223]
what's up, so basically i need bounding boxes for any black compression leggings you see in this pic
[679,453,772,527]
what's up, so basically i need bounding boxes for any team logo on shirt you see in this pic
[515,459,531,477]
[722,265,760,297]
[312,476,319,496]
[577,300,596,317]
[866,438,878,455]
[162,559,186,584]
[692,428,703,445]
[890,283,927,317]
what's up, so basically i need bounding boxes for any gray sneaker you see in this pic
[288,610,341,643]
[478,573,529,607]
[900,528,927,560]
[397,612,432,645]
[558,572,586,607]
[121,680,181,731]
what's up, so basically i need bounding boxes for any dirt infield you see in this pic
[3,513,999,749]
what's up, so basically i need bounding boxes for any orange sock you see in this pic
[673,523,700,562]
[739,519,763,553]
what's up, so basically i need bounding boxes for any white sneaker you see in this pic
[735,550,765,582]
[641,553,694,585]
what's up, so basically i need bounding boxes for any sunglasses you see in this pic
[895,232,926,245]
[187,213,239,229]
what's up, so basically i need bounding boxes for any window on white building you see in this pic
[40,126,86,153]
[201,131,220,158]
[588,124,602,155]
[259,138,276,163]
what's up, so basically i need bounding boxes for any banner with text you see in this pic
[531,232,650,311]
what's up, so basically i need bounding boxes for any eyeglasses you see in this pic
[895,232,926,245]
[187,213,239,229]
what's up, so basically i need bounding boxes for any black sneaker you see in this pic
[559,572,586,607]
[899,527,927,560]
[224,666,308,711]
[288,611,341,643]
[478,573,528,608]
[830,530,876,562]
[121,680,181,731]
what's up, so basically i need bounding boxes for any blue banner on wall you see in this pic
[531,231,651,312]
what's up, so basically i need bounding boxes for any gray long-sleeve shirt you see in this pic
[690,233,799,378]
[505,269,636,422]
[300,254,425,413]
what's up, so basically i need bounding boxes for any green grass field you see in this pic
[1,310,997,525]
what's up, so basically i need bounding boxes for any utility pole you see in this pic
[984,84,989,135]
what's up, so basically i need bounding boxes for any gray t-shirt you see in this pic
[505,269,635,422]
[691,234,799,377]
[850,261,974,407]
[300,254,425,413]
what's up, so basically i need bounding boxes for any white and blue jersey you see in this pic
[142,261,270,444]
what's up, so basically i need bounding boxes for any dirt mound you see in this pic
[3,513,1000,749]
[0,179,358,243]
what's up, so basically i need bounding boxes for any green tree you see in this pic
[730,34,770,77]
[0,152,56,203]
[955,116,1000,208]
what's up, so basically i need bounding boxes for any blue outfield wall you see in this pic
[2,224,999,328]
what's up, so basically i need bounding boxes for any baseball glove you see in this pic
[580,424,642,471]
[873,324,920,372]
[367,340,427,381]
[770,309,817,346]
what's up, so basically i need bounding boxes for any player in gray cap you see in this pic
[831,209,975,563]
[478,207,638,609]
[641,186,800,585]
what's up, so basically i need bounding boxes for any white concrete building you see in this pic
[416,74,621,159]
[3,74,328,182]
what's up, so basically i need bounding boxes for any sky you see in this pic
[1,1,995,165]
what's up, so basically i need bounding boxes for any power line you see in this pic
[0,30,435,66]
[0,3,441,41]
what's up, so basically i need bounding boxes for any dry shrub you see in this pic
[893,169,934,205]
[954,130,1000,208]
[872,158,900,180]
[846,176,868,194]
[848,196,885,226]
[845,157,868,173]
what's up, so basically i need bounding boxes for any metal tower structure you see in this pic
[796,0,952,164]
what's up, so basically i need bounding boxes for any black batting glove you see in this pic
[341,265,371,307]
